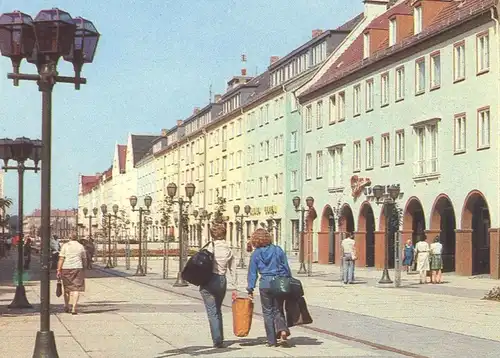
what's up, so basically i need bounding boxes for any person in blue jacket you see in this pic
[247,228,291,347]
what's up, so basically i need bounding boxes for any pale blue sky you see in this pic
[0,0,362,214]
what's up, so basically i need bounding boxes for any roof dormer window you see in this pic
[414,6,423,34]
[363,32,370,58]
[389,18,397,46]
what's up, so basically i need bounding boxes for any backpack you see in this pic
[181,241,215,286]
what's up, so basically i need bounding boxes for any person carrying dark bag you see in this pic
[23,238,32,270]
[246,228,291,347]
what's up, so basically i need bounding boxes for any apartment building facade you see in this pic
[296,0,499,277]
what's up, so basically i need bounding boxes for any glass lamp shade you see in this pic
[63,17,99,65]
[305,196,315,208]
[388,185,400,200]
[292,196,300,209]
[92,207,98,216]
[11,137,34,162]
[29,139,42,167]
[244,205,251,215]
[144,195,152,208]
[0,138,13,166]
[0,11,35,60]
[185,183,196,199]
[112,204,119,214]
[5,214,10,221]
[372,185,385,200]
[233,205,240,215]
[82,207,88,216]
[100,204,107,215]
[192,210,199,218]
[33,8,75,57]
[166,183,177,198]
[129,195,138,208]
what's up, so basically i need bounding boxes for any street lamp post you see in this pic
[234,204,251,268]
[372,184,401,285]
[192,208,210,248]
[101,204,118,269]
[83,207,98,241]
[0,137,42,309]
[292,196,315,275]
[0,9,100,356]
[129,195,152,276]
[166,182,196,287]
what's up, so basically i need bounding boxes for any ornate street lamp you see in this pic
[101,204,119,269]
[372,184,401,284]
[129,195,152,276]
[0,137,42,310]
[0,8,100,357]
[293,195,315,275]
[234,204,251,268]
[166,182,196,287]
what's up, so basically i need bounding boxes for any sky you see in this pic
[0,0,362,215]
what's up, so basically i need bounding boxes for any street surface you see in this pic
[1,252,500,357]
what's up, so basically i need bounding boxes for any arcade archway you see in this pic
[430,195,456,272]
[358,202,375,267]
[320,205,335,263]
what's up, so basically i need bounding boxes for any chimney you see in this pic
[176,119,183,126]
[161,128,168,137]
[214,94,222,103]
[241,68,247,76]
[193,107,200,114]
[312,29,323,38]
[270,56,280,65]
[363,0,389,18]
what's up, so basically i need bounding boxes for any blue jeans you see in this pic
[343,255,355,283]
[259,288,289,345]
[200,274,227,345]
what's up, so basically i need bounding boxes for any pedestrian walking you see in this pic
[403,239,415,273]
[56,236,87,315]
[85,238,95,269]
[341,232,356,284]
[429,236,443,284]
[50,235,61,270]
[246,228,291,347]
[23,237,32,270]
[199,221,237,348]
[415,234,430,284]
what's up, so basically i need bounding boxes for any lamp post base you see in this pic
[33,330,58,358]
[8,284,33,309]
[378,268,393,284]
[297,262,308,275]
[237,257,246,269]
[134,264,145,276]
[173,272,188,287]
[105,258,114,269]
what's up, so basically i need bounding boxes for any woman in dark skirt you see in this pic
[56,236,87,314]
[429,236,443,284]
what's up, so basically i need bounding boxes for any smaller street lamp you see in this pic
[234,204,251,268]
[192,208,210,248]
[129,195,152,276]
[166,182,196,287]
[83,207,99,240]
[372,184,401,284]
[101,204,119,269]
[293,195,315,275]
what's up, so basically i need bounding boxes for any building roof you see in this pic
[131,135,158,167]
[335,12,365,32]
[81,175,100,194]
[300,0,496,98]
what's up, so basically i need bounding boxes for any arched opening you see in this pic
[379,203,400,269]
[320,205,335,263]
[403,197,426,245]
[339,204,355,233]
[359,203,376,267]
[430,195,456,272]
[462,191,490,275]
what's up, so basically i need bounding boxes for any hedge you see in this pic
[94,248,198,257]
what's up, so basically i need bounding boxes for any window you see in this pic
[259,177,263,196]
[477,32,490,73]
[278,173,283,193]
[353,141,361,172]
[305,153,312,180]
[415,58,425,94]
[305,105,313,131]
[430,53,441,88]
[363,32,370,58]
[478,108,490,149]
[316,101,323,128]
[389,18,397,46]
[290,93,298,112]
[414,122,439,177]
[208,189,213,204]
[395,130,405,164]
[338,92,346,121]
[279,135,284,156]
[264,176,269,195]
[237,118,242,135]
[381,73,389,106]
[414,6,422,34]
[328,146,344,188]
[236,150,242,167]
[454,114,466,153]
[265,140,270,160]
[290,131,298,152]
[353,85,361,116]
[366,138,374,169]
[290,170,297,191]
[454,41,465,81]
[366,80,374,111]
[316,151,323,178]
[273,174,279,194]
[381,134,390,166]
[395,66,405,101]
[329,95,337,124]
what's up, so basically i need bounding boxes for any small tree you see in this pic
[160,196,174,241]
[211,189,226,224]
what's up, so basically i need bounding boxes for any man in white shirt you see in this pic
[341,232,356,284]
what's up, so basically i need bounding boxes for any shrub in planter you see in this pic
[483,286,500,301]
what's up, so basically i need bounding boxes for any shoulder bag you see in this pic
[181,241,215,286]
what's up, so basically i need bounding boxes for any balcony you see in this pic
[413,158,439,182]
